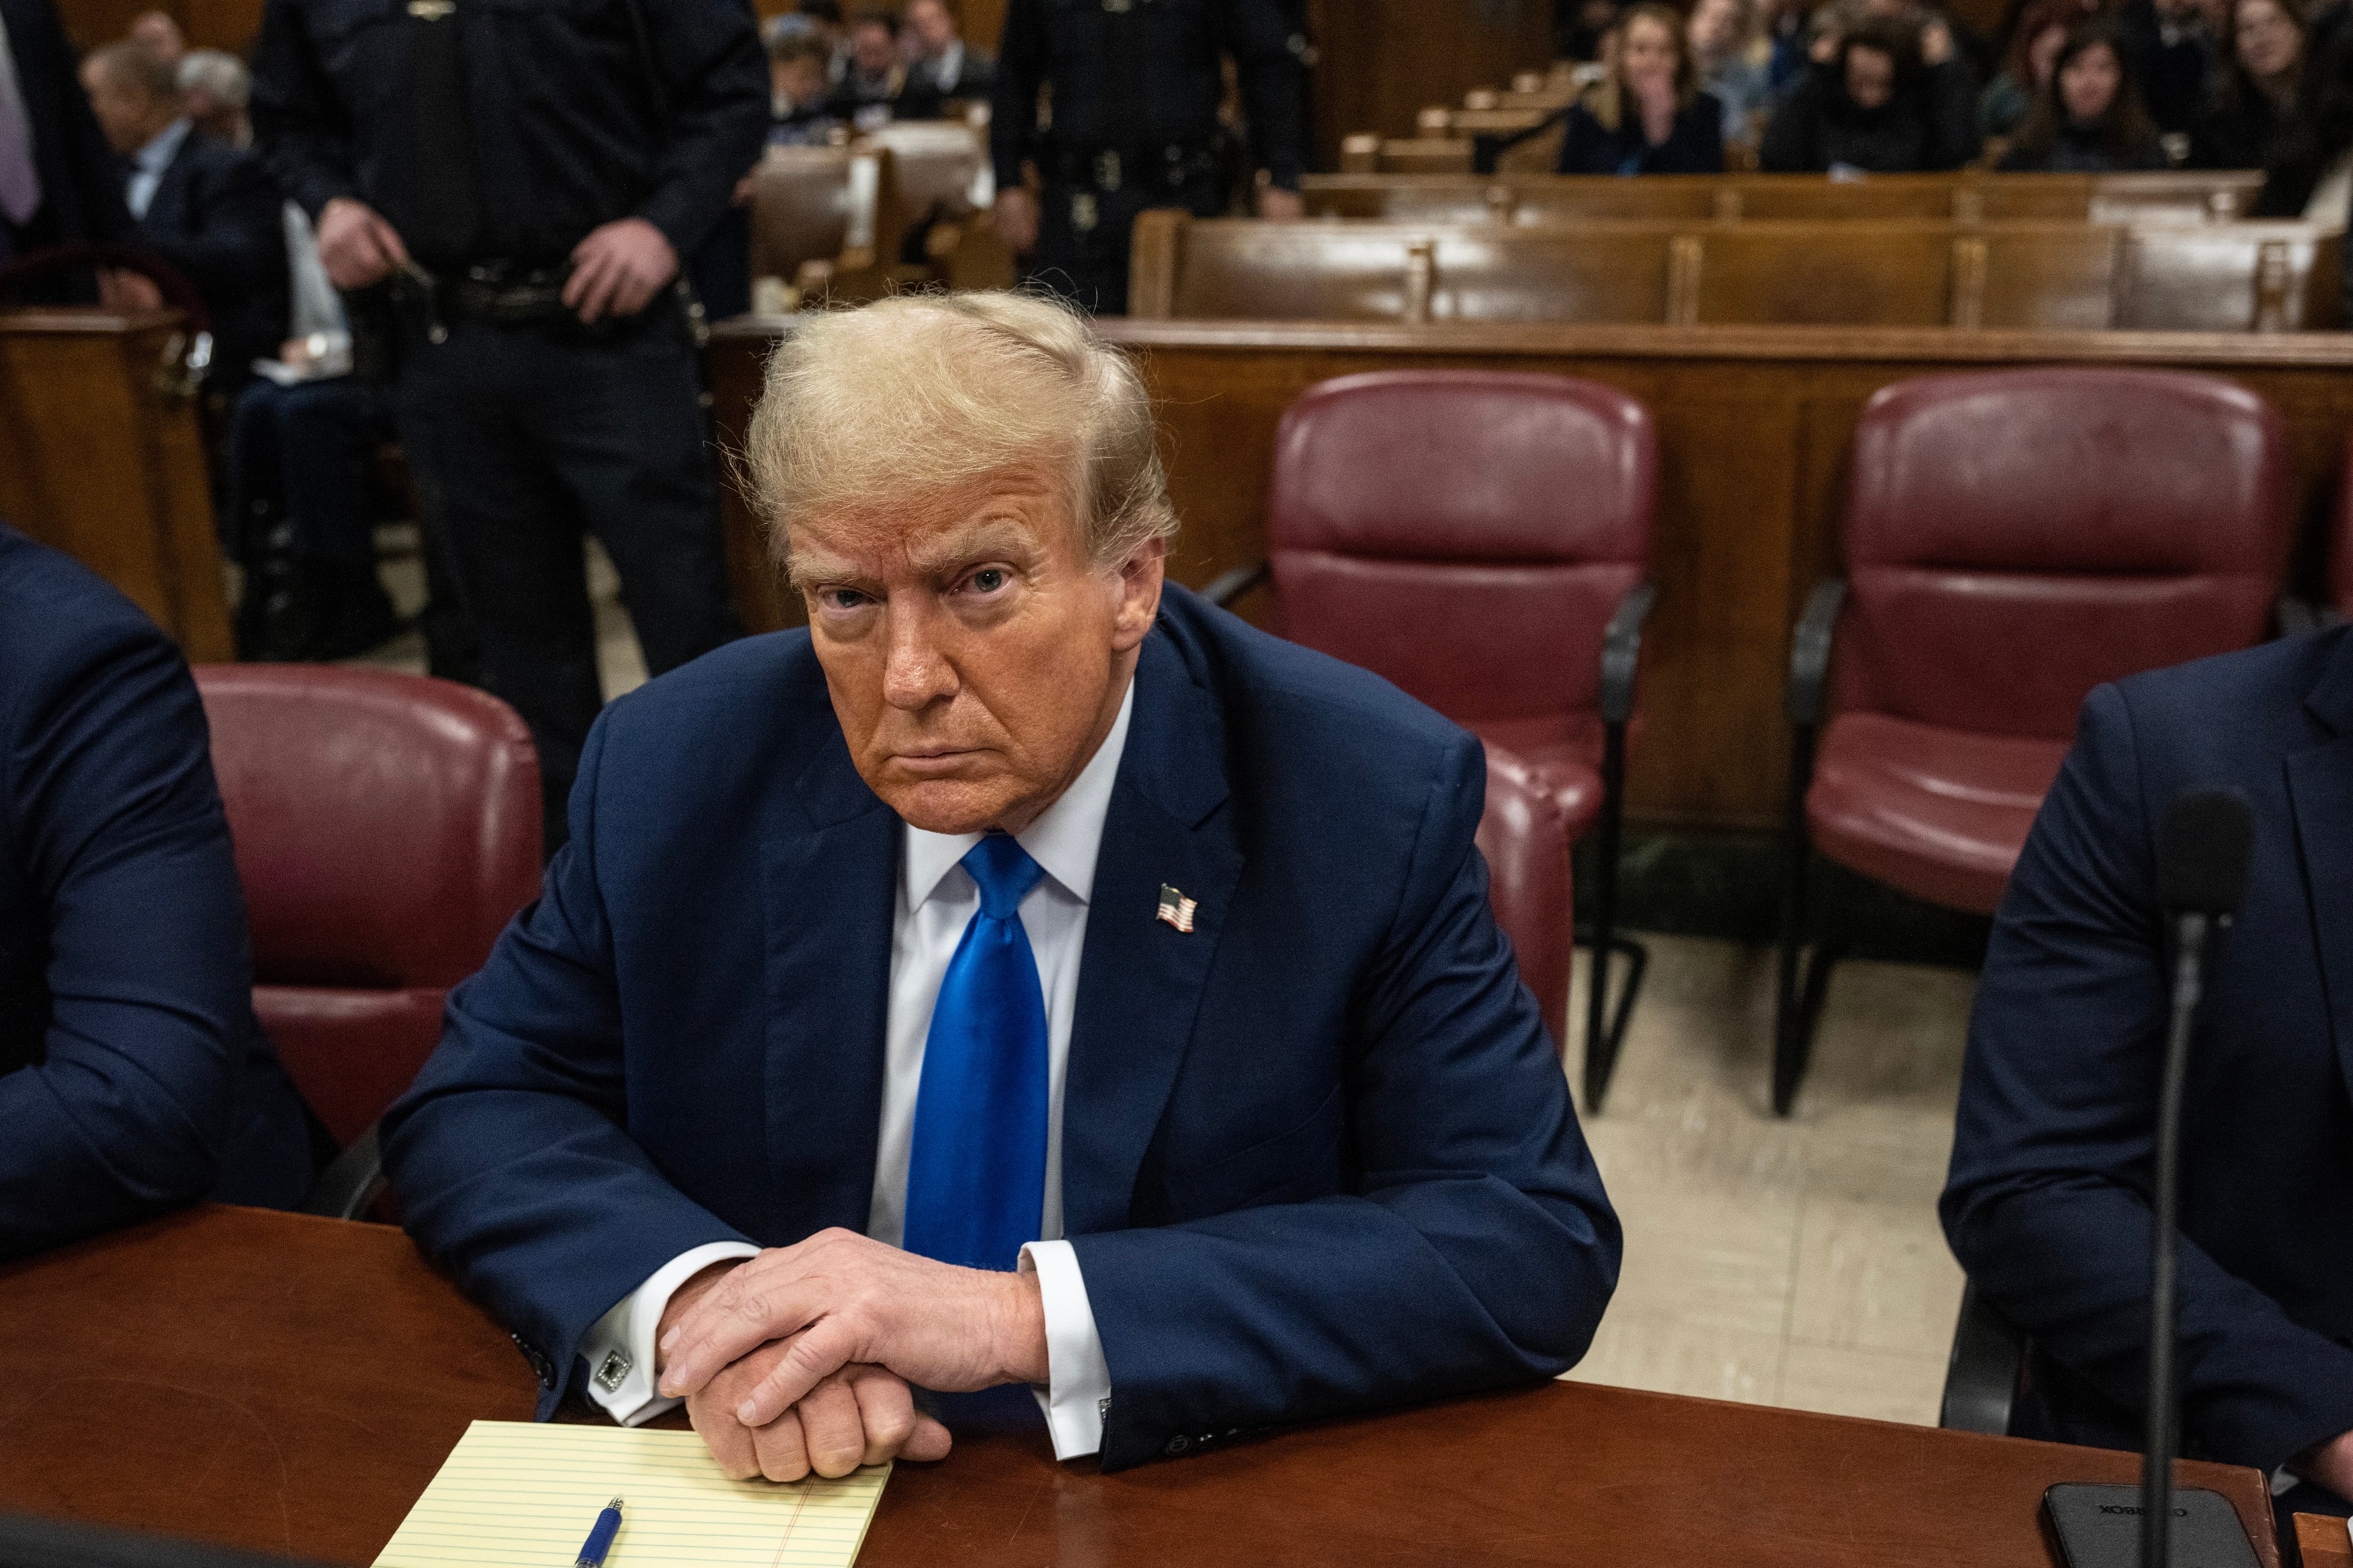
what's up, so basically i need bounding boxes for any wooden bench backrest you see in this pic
[859,121,985,219]
[1300,171,2271,226]
[748,145,892,281]
[1128,213,2342,331]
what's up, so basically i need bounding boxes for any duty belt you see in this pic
[1045,141,1218,194]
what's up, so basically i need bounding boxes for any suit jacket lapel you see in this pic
[1061,628,1244,1238]
[2289,632,2353,1109]
[759,712,896,1244]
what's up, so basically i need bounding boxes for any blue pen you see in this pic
[574,1497,624,1568]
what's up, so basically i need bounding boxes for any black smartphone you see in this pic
[2041,1483,2265,1568]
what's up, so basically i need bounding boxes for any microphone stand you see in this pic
[2142,910,2209,1568]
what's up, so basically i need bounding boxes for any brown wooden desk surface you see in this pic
[0,1205,2282,1568]
[2301,1513,2353,1566]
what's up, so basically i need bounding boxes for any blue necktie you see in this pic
[902,835,1049,1272]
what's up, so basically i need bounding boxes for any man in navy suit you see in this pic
[0,522,317,1260]
[1945,622,2353,1517]
[382,291,1620,1479]
[81,41,286,393]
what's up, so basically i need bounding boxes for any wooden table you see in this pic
[0,1205,2282,1567]
[2301,1514,2353,1566]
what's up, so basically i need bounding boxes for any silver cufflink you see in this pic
[594,1349,632,1393]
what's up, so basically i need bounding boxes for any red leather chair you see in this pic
[2329,443,2353,620]
[1777,368,2292,1113]
[1478,752,1578,1044]
[193,665,542,1212]
[1214,369,1658,1107]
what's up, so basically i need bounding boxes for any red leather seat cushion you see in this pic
[195,666,541,990]
[1477,747,1577,1046]
[1807,713,2068,916]
[255,986,450,1149]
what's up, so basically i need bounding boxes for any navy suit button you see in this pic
[1163,1434,1191,1456]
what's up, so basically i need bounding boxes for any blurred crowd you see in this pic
[1548,0,2352,209]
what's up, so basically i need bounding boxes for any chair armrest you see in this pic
[1599,582,1657,726]
[1202,562,1271,609]
[1788,579,1847,728]
[299,1122,386,1222]
[2279,594,2321,637]
[1938,1278,2027,1436]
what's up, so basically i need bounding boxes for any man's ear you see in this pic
[1111,539,1167,653]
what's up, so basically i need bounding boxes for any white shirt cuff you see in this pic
[579,1240,760,1426]
[1019,1239,1111,1460]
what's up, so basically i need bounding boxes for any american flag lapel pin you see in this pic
[1156,883,1198,933]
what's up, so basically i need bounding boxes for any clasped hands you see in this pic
[654,1229,1049,1483]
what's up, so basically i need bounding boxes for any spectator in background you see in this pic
[825,9,942,129]
[2124,0,2221,133]
[1982,0,2092,135]
[1558,0,1624,61]
[769,32,843,145]
[0,0,139,281]
[2000,18,2171,166]
[1557,3,1728,172]
[126,8,184,69]
[2252,21,2353,212]
[2190,0,2310,165]
[81,41,286,398]
[1689,0,1777,142]
[178,48,251,146]
[904,0,993,102]
[1761,12,1982,169]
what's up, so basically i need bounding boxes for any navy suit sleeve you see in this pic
[632,0,769,262]
[0,612,258,1258]
[145,149,286,302]
[380,706,755,1415]
[1941,682,2353,1472]
[1072,730,1621,1472]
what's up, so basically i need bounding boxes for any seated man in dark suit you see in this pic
[824,8,944,129]
[79,40,288,393]
[382,291,1620,1481]
[905,0,994,102]
[1944,621,2353,1521]
[0,521,318,1260]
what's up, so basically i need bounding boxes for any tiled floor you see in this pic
[1561,936,1972,1426]
[351,542,1977,1429]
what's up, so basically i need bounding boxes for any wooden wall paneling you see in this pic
[1305,0,1555,172]
[709,318,2353,830]
[705,319,801,637]
[54,0,259,52]
[0,310,233,663]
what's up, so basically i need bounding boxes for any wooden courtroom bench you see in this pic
[746,142,908,307]
[0,306,232,662]
[1299,171,2268,226]
[1125,213,2341,331]
[702,316,2353,835]
[1339,132,1482,175]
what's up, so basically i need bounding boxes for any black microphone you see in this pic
[2142,788,2253,1568]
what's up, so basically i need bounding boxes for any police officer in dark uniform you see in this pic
[248,0,767,850]
[989,0,1309,315]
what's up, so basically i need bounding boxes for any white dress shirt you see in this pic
[125,118,190,222]
[580,679,1134,1460]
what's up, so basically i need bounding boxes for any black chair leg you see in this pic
[1772,728,1824,1117]
[1581,724,1648,1111]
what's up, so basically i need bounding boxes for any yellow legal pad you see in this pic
[374,1420,890,1568]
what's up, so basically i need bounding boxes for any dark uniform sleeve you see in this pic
[632,0,770,261]
[0,606,264,1260]
[989,0,1046,192]
[250,0,362,220]
[1221,0,1307,189]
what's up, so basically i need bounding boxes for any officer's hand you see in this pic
[655,1227,1049,1430]
[992,188,1039,255]
[565,217,679,325]
[318,198,409,291]
[1257,186,1305,222]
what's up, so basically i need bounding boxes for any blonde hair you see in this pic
[744,290,1176,571]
